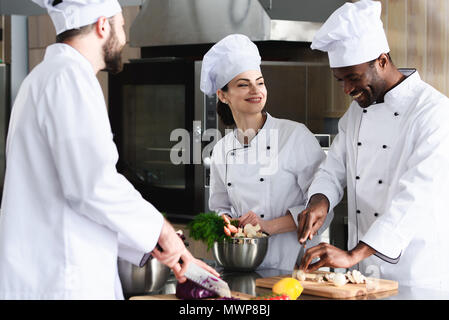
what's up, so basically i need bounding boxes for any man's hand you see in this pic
[299,242,355,272]
[299,242,376,272]
[151,219,220,283]
[297,193,330,245]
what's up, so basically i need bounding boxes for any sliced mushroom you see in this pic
[293,270,306,281]
[351,270,366,284]
[333,273,348,287]
[316,275,325,283]
[346,271,355,284]
[324,272,335,281]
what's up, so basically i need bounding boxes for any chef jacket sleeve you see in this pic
[39,67,164,254]
[288,125,328,226]
[307,111,349,212]
[361,102,449,261]
[118,233,146,266]
[209,144,234,217]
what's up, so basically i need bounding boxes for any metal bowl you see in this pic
[117,257,171,297]
[212,237,269,272]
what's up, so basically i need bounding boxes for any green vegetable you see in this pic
[187,212,228,250]
[230,219,239,228]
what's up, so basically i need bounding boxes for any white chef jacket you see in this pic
[0,43,164,299]
[209,113,332,271]
[308,70,449,290]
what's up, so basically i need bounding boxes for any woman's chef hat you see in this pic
[311,0,390,68]
[200,34,261,97]
[31,0,122,35]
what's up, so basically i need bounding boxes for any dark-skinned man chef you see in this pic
[297,0,449,291]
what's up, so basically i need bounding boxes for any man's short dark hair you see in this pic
[368,52,393,67]
[55,17,114,43]
[56,23,96,43]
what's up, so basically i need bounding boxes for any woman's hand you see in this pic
[238,210,297,235]
[238,211,269,233]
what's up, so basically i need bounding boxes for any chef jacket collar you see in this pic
[367,69,419,109]
[232,112,273,149]
[44,43,95,75]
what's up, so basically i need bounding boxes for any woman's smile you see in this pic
[245,96,263,103]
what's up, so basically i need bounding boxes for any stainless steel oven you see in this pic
[109,58,218,220]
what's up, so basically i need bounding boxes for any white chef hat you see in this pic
[311,0,390,68]
[200,34,261,97]
[31,0,122,35]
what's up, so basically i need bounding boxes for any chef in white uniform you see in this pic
[0,0,217,299]
[297,0,449,291]
[202,34,333,271]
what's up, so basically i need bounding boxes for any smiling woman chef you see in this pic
[0,0,218,299]
[201,34,333,271]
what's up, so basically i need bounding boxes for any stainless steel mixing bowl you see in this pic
[212,237,269,271]
[118,257,171,297]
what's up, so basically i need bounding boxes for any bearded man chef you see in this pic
[0,0,218,299]
[297,0,449,291]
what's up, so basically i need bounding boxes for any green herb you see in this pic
[187,212,227,250]
[230,219,239,228]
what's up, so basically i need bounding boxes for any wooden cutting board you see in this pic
[129,291,254,300]
[255,272,399,299]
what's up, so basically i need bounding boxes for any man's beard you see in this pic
[102,30,123,74]
[358,68,387,108]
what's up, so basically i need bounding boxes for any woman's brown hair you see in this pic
[216,84,236,126]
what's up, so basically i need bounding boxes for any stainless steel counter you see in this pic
[132,265,449,300]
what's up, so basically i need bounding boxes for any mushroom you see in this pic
[346,271,355,284]
[243,223,262,238]
[333,273,347,287]
[296,270,306,281]
[243,224,255,237]
[351,270,366,284]
[324,272,335,281]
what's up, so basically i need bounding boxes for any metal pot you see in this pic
[118,257,171,296]
[221,271,261,296]
[212,237,269,272]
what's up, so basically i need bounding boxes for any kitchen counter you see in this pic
[127,263,449,300]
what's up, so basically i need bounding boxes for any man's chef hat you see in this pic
[200,34,261,97]
[311,0,390,68]
[31,0,122,35]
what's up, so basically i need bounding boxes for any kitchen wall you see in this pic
[373,0,449,95]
